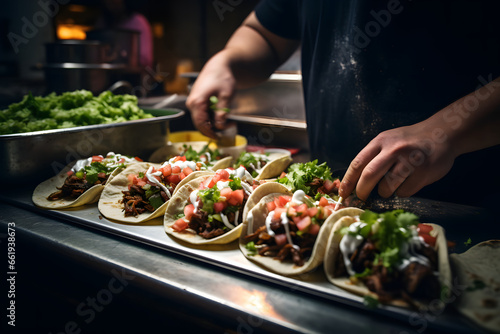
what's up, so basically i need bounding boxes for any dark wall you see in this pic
[146,0,260,75]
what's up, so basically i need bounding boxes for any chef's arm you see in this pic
[186,11,299,137]
[340,76,500,200]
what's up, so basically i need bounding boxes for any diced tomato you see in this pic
[161,165,172,178]
[184,204,195,220]
[220,187,232,201]
[273,207,287,220]
[308,223,320,235]
[172,165,181,174]
[213,201,227,213]
[279,172,287,179]
[228,189,244,206]
[295,204,308,216]
[215,169,230,181]
[420,233,437,248]
[92,155,103,162]
[296,216,311,231]
[117,158,125,163]
[183,167,193,176]
[173,155,186,162]
[136,179,147,187]
[278,195,291,207]
[134,156,143,162]
[172,218,189,232]
[287,206,297,218]
[323,179,335,193]
[202,176,216,189]
[319,196,330,207]
[127,173,137,184]
[179,172,186,180]
[167,174,181,185]
[266,200,276,212]
[418,223,433,234]
[307,207,319,217]
[66,170,74,176]
[274,197,282,209]
[274,233,287,246]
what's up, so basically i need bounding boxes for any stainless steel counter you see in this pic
[0,185,493,333]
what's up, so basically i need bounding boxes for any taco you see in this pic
[149,143,233,171]
[164,167,268,245]
[233,150,292,180]
[324,209,452,309]
[32,152,142,209]
[277,160,343,206]
[239,183,364,276]
[98,156,211,223]
[450,240,500,333]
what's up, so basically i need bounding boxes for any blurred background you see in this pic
[0,0,267,105]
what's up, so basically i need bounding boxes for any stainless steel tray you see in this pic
[0,108,184,184]
[3,186,492,334]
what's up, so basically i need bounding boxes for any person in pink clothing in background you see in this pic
[95,0,153,68]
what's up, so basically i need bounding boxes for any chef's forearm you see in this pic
[424,76,500,158]
[221,12,299,89]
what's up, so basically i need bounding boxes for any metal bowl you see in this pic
[0,108,184,185]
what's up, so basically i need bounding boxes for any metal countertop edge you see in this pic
[0,201,485,334]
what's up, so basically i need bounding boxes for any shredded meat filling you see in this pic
[47,173,108,201]
[245,215,318,266]
[337,240,441,305]
[121,185,161,217]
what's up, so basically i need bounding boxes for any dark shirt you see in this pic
[255,0,500,205]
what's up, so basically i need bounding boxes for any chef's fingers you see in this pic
[378,149,429,198]
[377,160,413,198]
[213,92,232,130]
[353,153,396,201]
[339,146,381,199]
[186,97,217,138]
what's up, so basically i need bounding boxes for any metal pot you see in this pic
[45,40,109,64]
[86,28,140,67]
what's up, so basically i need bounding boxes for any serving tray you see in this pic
[3,186,493,334]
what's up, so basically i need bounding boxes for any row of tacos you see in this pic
[32,150,452,311]
[161,160,452,310]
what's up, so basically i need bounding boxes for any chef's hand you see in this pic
[186,52,236,139]
[339,123,457,201]
[339,76,500,201]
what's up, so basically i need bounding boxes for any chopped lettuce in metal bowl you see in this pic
[0,90,153,135]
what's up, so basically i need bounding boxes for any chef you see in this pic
[187,0,500,207]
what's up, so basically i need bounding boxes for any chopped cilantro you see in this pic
[148,193,164,210]
[83,162,109,185]
[245,241,257,256]
[363,295,379,309]
[144,186,160,199]
[234,152,268,172]
[464,238,472,247]
[354,268,373,278]
[198,187,220,214]
[277,160,333,196]
[353,210,420,270]
[466,279,486,292]
[228,177,242,190]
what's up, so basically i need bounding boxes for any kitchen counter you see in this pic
[0,185,494,333]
